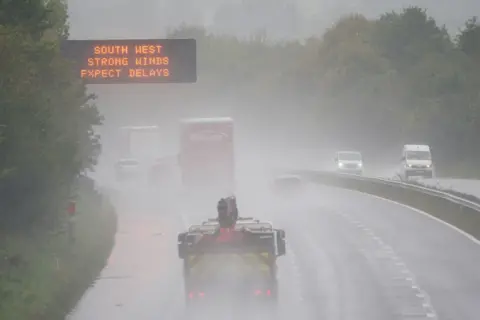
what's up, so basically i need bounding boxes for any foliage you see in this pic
[0,0,102,228]
[0,1,111,318]
[0,177,117,320]
[123,6,480,175]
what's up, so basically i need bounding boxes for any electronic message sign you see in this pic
[61,39,196,84]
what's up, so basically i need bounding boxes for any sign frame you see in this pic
[61,38,197,84]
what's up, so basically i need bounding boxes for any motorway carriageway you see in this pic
[67,182,480,320]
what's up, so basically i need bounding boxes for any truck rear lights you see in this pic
[188,291,205,299]
[254,289,272,296]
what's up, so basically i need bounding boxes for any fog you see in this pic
[68,0,479,40]
[65,1,473,318]
[68,0,478,183]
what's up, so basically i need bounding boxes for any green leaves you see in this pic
[456,16,480,59]
[158,7,480,174]
[0,0,101,227]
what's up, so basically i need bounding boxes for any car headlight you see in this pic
[358,163,363,167]
[338,163,344,167]
[426,164,431,168]
[406,164,412,168]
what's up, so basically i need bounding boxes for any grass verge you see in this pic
[0,179,117,320]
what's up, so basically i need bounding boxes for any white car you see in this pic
[334,151,363,175]
[399,144,434,181]
[115,158,141,181]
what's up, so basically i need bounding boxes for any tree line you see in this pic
[0,0,102,229]
[115,6,478,176]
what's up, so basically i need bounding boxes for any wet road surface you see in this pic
[68,183,480,320]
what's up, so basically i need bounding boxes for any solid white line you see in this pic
[356,191,480,246]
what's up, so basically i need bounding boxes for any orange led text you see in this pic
[93,45,128,55]
[80,69,122,78]
[134,45,163,54]
[87,57,129,66]
[129,68,170,78]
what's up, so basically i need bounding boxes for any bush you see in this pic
[0,178,117,320]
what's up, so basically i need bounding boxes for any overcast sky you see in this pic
[67,0,479,40]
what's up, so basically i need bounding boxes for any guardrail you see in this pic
[289,170,480,241]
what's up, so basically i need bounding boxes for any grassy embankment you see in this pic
[0,179,117,320]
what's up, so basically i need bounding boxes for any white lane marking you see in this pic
[351,189,480,246]
[304,233,341,320]
[336,210,439,320]
[285,242,304,302]
[271,215,307,312]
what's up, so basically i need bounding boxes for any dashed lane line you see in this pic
[349,189,480,246]
[336,209,439,320]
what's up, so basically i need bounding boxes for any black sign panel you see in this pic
[61,39,196,84]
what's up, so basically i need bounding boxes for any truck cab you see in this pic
[399,144,434,181]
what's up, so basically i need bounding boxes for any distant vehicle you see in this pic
[271,174,304,195]
[115,158,141,181]
[117,125,161,160]
[178,117,234,194]
[399,144,434,181]
[334,151,363,175]
[149,157,166,185]
[148,156,177,186]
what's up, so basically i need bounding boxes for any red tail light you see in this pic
[188,291,205,299]
[254,289,272,296]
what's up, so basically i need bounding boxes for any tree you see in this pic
[374,7,452,72]
[456,16,480,60]
[96,8,480,176]
[0,0,102,229]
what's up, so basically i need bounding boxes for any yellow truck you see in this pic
[177,217,286,309]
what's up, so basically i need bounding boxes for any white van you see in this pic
[334,151,363,175]
[399,144,434,180]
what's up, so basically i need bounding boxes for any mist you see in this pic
[60,1,480,319]
[69,1,480,185]
[68,0,480,40]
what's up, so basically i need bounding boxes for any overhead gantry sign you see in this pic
[61,39,197,84]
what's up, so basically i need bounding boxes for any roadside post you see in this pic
[67,200,76,245]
